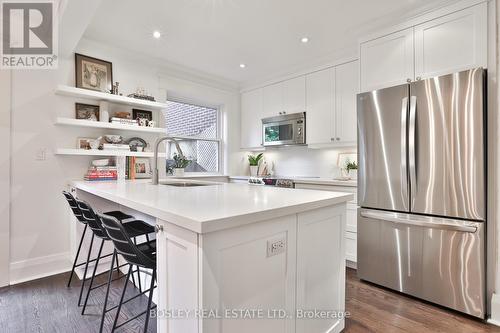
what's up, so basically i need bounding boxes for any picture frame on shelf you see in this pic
[134,158,151,179]
[75,53,113,92]
[132,109,153,121]
[77,137,94,150]
[75,103,100,121]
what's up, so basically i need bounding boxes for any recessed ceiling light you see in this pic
[239,63,246,68]
[153,31,161,39]
[301,37,309,43]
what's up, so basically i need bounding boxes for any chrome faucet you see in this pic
[152,136,185,185]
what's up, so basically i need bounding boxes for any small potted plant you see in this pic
[345,160,358,179]
[248,153,263,177]
[171,153,191,177]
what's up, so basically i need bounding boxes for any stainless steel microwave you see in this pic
[262,112,306,147]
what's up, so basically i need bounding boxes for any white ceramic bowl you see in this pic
[92,158,110,167]
[104,135,123,143]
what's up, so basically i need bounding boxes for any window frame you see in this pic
[164,97,223,174]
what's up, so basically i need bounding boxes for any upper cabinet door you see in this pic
[306,68,335,145]
[240,89,263,149]
[262,82,283,118]
[282,76,306,114]
[360,28,414,92]
[335,60,359,143]
[414,3,487,80]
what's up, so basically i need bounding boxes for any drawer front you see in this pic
[345,231,357,263]
[346,203,358,232]
[294,183,357,204]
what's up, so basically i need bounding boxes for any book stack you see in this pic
[110,117,138,126]
[126,156,136,180]
[84,166,117,181]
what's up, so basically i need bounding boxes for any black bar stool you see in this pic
[75,198,155,316]
[62,191,134,288]
[99,213,157,333]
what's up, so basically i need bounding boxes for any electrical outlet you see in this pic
[267,237,286,257]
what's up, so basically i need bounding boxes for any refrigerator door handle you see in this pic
[408,95,417,203]
[360,210,479,233]
[401,97,408,204]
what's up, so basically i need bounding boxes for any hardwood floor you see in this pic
[345,268,500,333]
[0,268,499,332]
[0,271,156,333]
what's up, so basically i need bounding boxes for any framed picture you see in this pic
[134,158,151,179]
[75,103,100,121]
[77,137,93,150]
[75,53,113,92]
[132,109,153,121]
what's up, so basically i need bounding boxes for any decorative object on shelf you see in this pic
[138,118,148,127]
[126,137,147,152]
[128,88,156,101]
[75,103,99,121]
[104,135,123,144]
[99,101,110,122]
[89,137,102,150]
[134,158,151,179]
[166,153,191,176]
[345,160,358,179]
[92,158,111,167]
[132,109,153,121]
[248,153,263,177]
[147,120,156,127]
[110,117,138,126]
[84,164,117,181]
[112,81,120,95]
[102,143,130,151]
[75,53,113,93]
[77,137,94,150]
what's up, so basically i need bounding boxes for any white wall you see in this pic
[7,38,240,284]
[0,70,11,286]
[234,147,356,178]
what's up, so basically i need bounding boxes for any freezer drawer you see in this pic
[357,208,485,318]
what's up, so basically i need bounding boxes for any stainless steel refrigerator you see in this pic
[357,68,486,318]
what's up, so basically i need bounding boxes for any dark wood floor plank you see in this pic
[1,268,499,332]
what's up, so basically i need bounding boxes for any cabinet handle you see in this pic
[155,224,164,233]
[331,138,335,142]
[416,76,421,81]
[406,78,412,83]
[336,137,340,141]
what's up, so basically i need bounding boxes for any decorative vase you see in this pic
[249,165,259,177]
[349,170,358,180]
[173,168,185,177]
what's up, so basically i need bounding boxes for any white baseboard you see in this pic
[9,252,71,285]
[346,260,357,269]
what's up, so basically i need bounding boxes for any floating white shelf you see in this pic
[55,117,166,134]
[55,85,169,111]
[55,148,166,158]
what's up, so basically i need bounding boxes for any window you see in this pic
[164,100,221,173]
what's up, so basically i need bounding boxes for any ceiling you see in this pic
[83,0,449,86]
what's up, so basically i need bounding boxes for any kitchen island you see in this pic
[70,179,353,333]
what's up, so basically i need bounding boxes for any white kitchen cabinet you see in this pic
[360,2,487,93]
[282,76,306,114]
[335,61,359,144]
[305,68,335,145]
[262,82,283,118]
[306,61,358,146]
[262,76,306,118]
[294,182,358,264]
[241,88,263,148]
[414,3,487,79]
[360,27,414,92]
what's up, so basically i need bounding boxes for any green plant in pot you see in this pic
[345,160,358,179]
[170,153,191,177]
[248,153,263,177]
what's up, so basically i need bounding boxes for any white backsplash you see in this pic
[236,146,357,178]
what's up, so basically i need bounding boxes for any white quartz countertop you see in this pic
[71,179,353,234]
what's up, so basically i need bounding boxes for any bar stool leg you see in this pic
[78,232,94,306]
[99,250,117,333]
[81,238,104,315]
[144,269,156,333]
[67,224,88,287]
[112,265,133,331]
